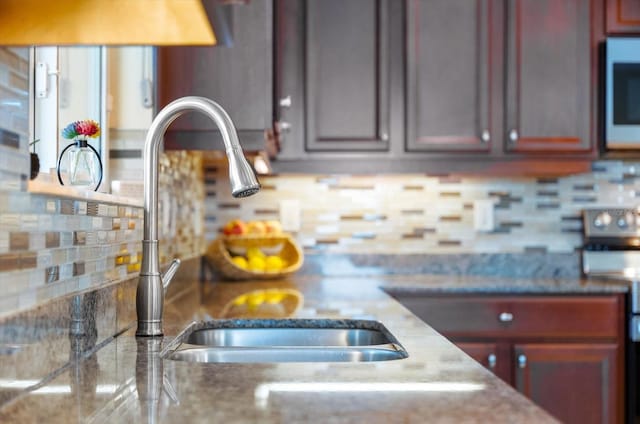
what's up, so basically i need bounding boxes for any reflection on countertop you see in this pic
[1,271,620,422]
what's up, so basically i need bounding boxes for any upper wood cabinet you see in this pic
[406,0,595,154]
[305,0,390,152]
[156,1,272,151]
[276,0,397,156]
[406,0,492,153]
[273,0,600,173]
[607,0,640,33]
[505,0,592,153]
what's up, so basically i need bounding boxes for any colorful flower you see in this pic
[62,120,101,140]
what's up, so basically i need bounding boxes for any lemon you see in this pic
[265,255,284,271]
[248,256,266,271]
[246,292,266,311]
[231,256,249,269]
[247,247,266,260]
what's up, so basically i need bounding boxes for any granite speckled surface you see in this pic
[298,253,582,279]
[1,272,625,422]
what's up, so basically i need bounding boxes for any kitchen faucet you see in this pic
[136,96,260,337]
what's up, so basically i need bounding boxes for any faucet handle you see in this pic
[162,259,181,294]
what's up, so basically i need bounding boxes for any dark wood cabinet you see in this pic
[406,0,594,154]
[405,0,492,153]
[514,343,622,424]
[157,1,272,151]
[274,0,599,173]
[607,0,640,33]
[304,0,390,152]
[505,0,592,153]
[456,342,512,383]
[391,293,625,424]
[276,0,397,156]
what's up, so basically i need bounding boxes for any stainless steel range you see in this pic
[583,207,640,423]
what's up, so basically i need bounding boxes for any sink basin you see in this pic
[185,327,391,347]
[164,319,408,363]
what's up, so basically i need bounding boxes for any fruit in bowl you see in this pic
[222,219,247,236]
[246,220,268,235]
[264,220,283,234]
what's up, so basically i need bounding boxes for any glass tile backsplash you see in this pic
[0,151,204,319]
[0,47,29,191]
[204,160,640,255]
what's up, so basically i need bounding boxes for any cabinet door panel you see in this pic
[157,1,272,150]
[505,0,591,152]
[514,343,622,424]
[456,342,511,384]
[305,0,390,151]
[406,0,491,152]
[607,0,640,33]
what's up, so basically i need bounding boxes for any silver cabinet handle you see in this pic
[498,312,513,322]
[279,121,292,133]
[488,353,497,369]
[518,354,527,369]
[509,129,518,143]
[279,96,292,108]
[481,129,490,143]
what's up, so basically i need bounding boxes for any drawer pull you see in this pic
[488,353,497,369]
[498,312,513,322]
[518,354,527,369]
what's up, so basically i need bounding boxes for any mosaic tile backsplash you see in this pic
[0,47,29,192]
[205,160,640,255]
[0,151,204,319]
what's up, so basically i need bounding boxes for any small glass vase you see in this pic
[68,139,98,186]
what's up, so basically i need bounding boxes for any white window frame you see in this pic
[32,46,109,192]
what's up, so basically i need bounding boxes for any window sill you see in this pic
[28,174,143,207]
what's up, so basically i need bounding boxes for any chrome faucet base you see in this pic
[136,273,165,337]
[136,321,164,338]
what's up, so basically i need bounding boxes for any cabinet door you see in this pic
[505,0,592,152]
[406,0,492,152]
[607,0,640,33]
[514,343,622,424]
[456,342,511,384]
[156,1,272,151]
[303,0,391,152]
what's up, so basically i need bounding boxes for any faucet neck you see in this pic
[141,96,243,273]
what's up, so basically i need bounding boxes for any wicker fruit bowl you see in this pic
[205,234,303,280]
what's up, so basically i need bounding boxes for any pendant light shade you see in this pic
[0,0,216,46]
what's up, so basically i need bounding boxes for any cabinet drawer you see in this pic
[396,295,622,340]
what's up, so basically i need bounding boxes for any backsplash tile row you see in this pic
[0,191,143,318]
[204,160,640,255]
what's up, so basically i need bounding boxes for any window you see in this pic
[33,46,107,191]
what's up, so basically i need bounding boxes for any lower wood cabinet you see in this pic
[392,293,625,424]
[514,343,620,424]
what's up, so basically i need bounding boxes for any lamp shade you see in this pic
[0,0,216,46]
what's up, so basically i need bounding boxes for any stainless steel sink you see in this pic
[164,319,408,363]
[185,327,391,347]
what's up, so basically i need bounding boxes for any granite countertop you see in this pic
[2,273,627,423]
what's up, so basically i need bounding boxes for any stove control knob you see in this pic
[618,212,634,229]
[593,212,612,228]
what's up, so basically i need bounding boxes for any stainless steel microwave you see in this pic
[606,38,640,149]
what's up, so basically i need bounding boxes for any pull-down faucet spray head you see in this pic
[227,147,261,198]
[136,96,260,337]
